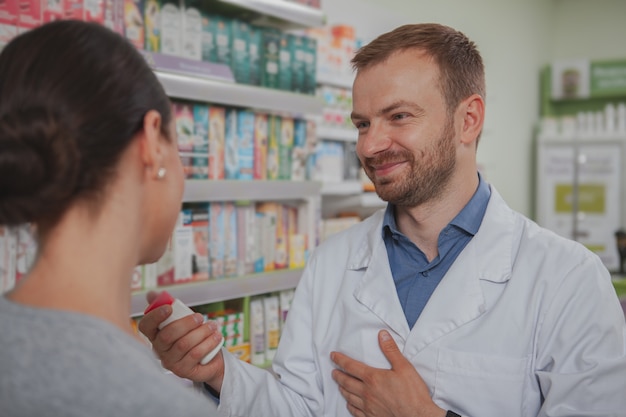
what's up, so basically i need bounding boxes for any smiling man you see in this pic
[139,23,626,417]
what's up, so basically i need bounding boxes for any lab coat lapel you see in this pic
[405,185,515,353]
[351,213,411,341]
[406,242,485,352]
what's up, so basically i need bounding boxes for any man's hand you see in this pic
[138,291,225,392]
[331,330,446,417]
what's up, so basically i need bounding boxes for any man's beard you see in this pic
[362,118,456,208]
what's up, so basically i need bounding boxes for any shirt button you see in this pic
[421,271,429,277]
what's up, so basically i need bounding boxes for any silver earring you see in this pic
[157,167,166,179]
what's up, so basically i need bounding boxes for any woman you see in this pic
[0,20,215,416]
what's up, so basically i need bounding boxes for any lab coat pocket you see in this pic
[433,348,529,417]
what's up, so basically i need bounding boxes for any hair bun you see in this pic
[0,108,80,226]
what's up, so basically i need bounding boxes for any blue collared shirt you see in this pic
[382,174,491,329]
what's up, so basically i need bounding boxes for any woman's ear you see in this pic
[138,110,165,180]
[460,94,485,146]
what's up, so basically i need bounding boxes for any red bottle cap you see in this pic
[144,291,176,315]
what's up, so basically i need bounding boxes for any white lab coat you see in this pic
[217,186,626,417]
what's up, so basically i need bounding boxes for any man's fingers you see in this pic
[154,313,206,353]
[138,304,172,342]
[331,351,367,380]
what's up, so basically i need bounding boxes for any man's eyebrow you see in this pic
[351,100,425,121]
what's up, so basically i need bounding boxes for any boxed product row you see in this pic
[134,2,318,93]
[318,85,353,130]
[0,1,318,94]
[306,24,361,84]
[538,102,626,140]
[130,201,309,291]
[310,140,360,183]
[0,0,125,48]
[172,100,318,181]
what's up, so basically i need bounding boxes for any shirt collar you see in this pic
[382,172,490,237]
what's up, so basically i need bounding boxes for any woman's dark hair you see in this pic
[0,20,172,231]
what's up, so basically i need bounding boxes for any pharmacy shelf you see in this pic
[183,180,321,202]
[317,126,357,142]
[322,191,386,217]
[156,71,324,116]
[321,181,362,196]
[216,0,326,28]
[317,72,354,90]
[131,268,303,316]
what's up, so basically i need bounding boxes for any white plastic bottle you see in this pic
[144,291,223,365]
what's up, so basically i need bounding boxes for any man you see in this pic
[140,23,626,417]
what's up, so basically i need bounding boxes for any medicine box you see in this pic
[224,107,239,180]
[209,202,225,279]
[173,209,194,284]
[303,36,317,95]
[263,295,280,361]
[212,14,231,65]
[278,33,292,91]
[274,204,288,270]
[190,204,210,281]
[17,0,41,34]
[236,204,256,276]
[247,25,262,86]
[261,27,281,89]
[122,0,145,49]
[143,0,160,52]
[208,105,226,179]
[237,110,255,180]
[223,202,238,278]
[159,0,181,56]
[253,113,268,180]
[249,296,266,366]
[230,19,251,84]
[182,0,202,60]
[192,104,209,179]
[278,116,294,180]
[256,202,278,271]
[156,236,174,286]
[290,34,307,94]
[267,115,280,180]
[0,1,17,49]
[291,118,308,181]
[200,8,214,62]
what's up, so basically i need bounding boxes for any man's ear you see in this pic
[138,110,165,179]
[459,94,485,145]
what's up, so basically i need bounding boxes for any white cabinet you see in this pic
[536,136,626,272]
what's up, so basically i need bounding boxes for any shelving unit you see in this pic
[316,72,354,90]
[131,268,302,316]
[137,0,325,314]
[156,71,323,117]
[320,181,361,196]
[536,58,626,273]
[184,179,320,202]
[215,0,326,29]
[322,192,385,218]
[315,115,385,217]
[316,125,356,143]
